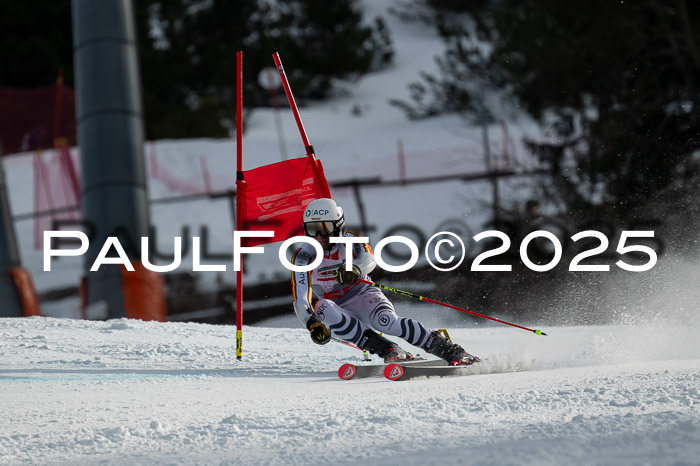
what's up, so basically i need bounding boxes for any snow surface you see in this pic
[1,317,699,465]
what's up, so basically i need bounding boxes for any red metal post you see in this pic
[272,53,331,198]
[235,51,244,360]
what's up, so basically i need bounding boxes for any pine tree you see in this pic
[137,0,393,139]
[1,0,393,140]
[393,0,700,223]
[0,0,74,87]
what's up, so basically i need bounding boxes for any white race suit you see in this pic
[291,232,432,349]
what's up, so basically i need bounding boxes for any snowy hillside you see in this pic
[1,317,699,465]
[3,0,540,300]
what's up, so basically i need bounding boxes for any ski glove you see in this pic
[335,263,361,286]
[306,315,331,345]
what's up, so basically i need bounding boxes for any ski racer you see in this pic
[290,198,479,365]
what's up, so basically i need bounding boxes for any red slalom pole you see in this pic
[272,53,312,156]
[359,278,547,336]
[271,52,331,198]
[235,51,244,360]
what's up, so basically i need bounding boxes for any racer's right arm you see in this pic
[291,245,331,345]
[291,244,315,326]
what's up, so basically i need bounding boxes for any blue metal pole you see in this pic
[72,0,149,319]
[0,161,23,317]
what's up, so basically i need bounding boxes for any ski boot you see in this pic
[422,331,480,366]
[358,329,414,363]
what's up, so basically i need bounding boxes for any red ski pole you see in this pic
[331,337,371,361]
[358,278,547,336]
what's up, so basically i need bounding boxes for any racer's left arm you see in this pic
[351,239,376,276]
[335,233,376,285]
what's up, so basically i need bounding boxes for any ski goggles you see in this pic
[304,220,339,237]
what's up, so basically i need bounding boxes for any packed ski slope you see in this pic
[1,316,699,465]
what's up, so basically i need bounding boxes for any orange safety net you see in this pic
[8,267,41,317]
[79,275,88,320]
[120,262,167,322]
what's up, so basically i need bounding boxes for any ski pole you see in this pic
[358,278,547,336]
[331,337,372,361]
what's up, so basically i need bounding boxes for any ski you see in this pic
[384,358,535,381]
[338,358,445,380]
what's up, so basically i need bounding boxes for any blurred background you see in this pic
[1,0,698,327]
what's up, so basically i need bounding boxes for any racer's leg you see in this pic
[344,288,432,348]
[344,289,479,364]
[314,298,412,360]
[313,299,367,345]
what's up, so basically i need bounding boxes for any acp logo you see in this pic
[305,209,330,217]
